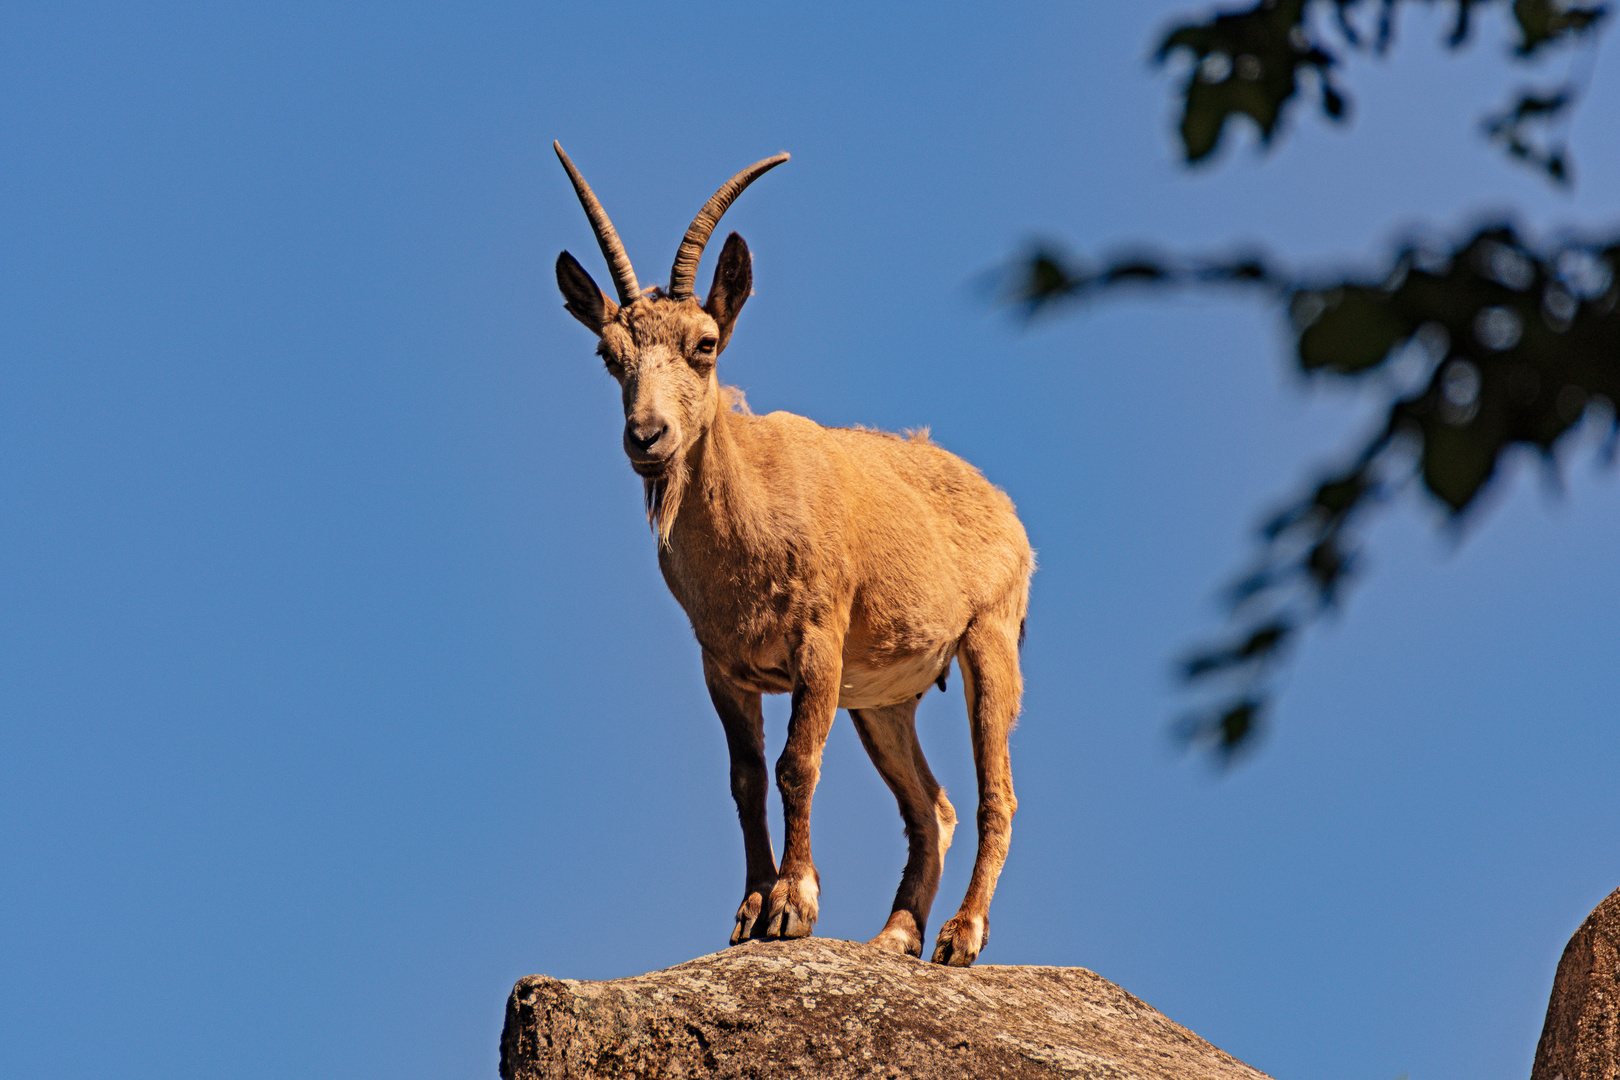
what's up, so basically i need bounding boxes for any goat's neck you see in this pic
[685,402,743,533]
[667,396,771,556]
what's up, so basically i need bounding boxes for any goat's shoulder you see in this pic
[746,408,825,438]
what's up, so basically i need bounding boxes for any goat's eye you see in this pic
[697,337,718,355]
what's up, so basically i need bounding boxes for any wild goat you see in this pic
[552,143,1033,965]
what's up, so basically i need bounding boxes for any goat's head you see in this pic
[553,142,787,487]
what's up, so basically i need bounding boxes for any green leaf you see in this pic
[1218,701,1260,752]
[1156,0,1329,164]
[1419,421,1500,511]
[1296,286,1414,373]
[1511,0,1608,56]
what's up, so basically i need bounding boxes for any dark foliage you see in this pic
[999,226,1620,758]
[1157,0,1346,162]
[1157,0,1607,181]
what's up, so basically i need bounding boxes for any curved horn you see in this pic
[668,152,789,301]
[554,141,641,305]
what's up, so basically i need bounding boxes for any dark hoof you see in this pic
[730,885,771,945]
[930,914,986,966]
[763,874,819,939]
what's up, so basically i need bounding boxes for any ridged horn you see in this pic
[668,152,790,301]
[554,141,641,305]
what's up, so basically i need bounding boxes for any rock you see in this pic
[499,937,1271,1079]
[1533,886,1620,1080]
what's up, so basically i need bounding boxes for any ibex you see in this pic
[552,143,1033,965]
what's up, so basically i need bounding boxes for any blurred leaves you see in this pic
[1156,0,1607,181]
[998,226,1620,757]
[994,241,1276,319]
[1481,88,1573,184]
[1008,2,1616,762]
[1174,698,1267,762]
[1287,226,1620,509]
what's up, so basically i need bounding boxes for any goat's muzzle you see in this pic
[625,421,674,476]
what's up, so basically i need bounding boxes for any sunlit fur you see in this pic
[557,181,1033,968]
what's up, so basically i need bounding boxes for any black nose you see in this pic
[627,423,666,454]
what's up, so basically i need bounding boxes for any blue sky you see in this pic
[3,3,1618,1078]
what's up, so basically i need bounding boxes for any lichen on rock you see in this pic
[500,938,1271,1079]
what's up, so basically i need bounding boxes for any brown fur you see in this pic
[556,167,1033,967]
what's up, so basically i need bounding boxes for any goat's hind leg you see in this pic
[850,699,957,957]
[932,612,1023,966]
[703,653,777,945]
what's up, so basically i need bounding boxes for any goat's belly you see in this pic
[837,646,955,710]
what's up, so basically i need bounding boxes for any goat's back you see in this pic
[738,410,1032,630]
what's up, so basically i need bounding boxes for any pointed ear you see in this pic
[556,250,618,335]
[704,232,752,354]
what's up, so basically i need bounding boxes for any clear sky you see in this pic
[3,3,1618,1079]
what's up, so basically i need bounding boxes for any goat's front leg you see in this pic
[703,653,776,945]
[766,633,842,940]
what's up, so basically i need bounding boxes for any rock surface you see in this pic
[1533,886,1620,1080]
[500,938,1271,1079]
